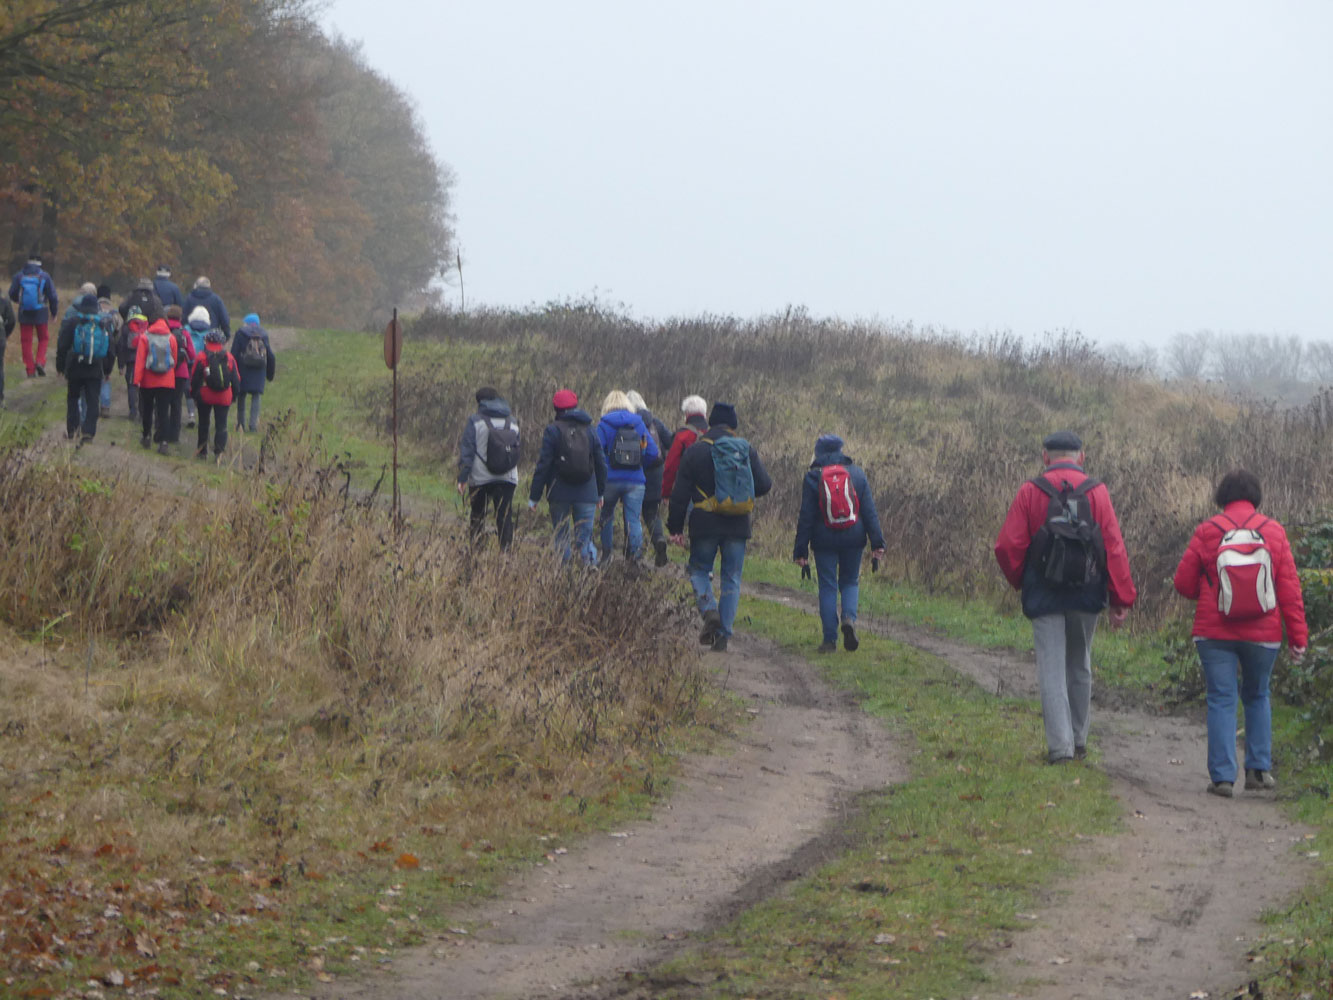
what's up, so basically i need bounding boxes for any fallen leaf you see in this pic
[370,840,393,853]
[134,932,157,958]
[395,853,420,869]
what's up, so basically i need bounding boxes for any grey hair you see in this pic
[681,394,707,416]
[625,390,647,413]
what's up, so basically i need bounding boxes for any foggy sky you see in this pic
[321,1,1333,346]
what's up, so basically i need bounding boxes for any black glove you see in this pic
[801,563,811,581]
[872,557,880,574]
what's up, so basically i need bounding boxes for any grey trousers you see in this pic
[1031,610,1099,761]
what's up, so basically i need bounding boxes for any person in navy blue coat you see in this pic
[230,314,275,431]
[528,389,609,563]
[152,266,184,310]
[184,276,230,338]
[595,390,659,563]
[793,434,886,652]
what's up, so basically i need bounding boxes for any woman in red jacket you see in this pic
[133,318,179,454]
[1173,469,1307,798]
[189,326,241,460]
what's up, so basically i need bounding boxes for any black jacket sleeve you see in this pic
[749,445,773,499]
[0,297,13,337]
[54,316,75,375]
[265,339,276,382]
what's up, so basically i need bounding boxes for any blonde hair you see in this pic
[601,390,632,416]
[625,390,647,413]
[681,394,707,416]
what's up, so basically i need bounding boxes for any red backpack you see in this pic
[818,465,860,529]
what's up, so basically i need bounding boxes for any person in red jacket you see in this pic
[134,317,179,454]
[189,326,241,460]
[1173,469,1307,797]
[661,394,708,503]
[994,431,1137,764]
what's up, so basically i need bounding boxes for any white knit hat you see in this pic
[188,305,212,326]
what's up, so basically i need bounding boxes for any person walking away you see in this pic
[994,431,1137,764]
[118,308,148,420]
[662,395,708,503]
[230,314,275,432]
[793,434,887,652]
[185,276,230,338]
[55,291,115,444]
[596,390,659,564]
[64,284,100,426]
[96,285,121,416]
[184,305,212,427]
[0,293,13,406]
[118,277,164,324]
[152,266,184,311]
[456,386,520,550]
[1172,469,1307,797]
[626,390,674,566]
[667,402,773,653]
[528,389,608,563]
[163,305,195,442]
[134,317,178,454]
[8,254,57,377]
[189,324,241,461]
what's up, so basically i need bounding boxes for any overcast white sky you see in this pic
[321,1,1332,345]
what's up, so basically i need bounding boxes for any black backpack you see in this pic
[483,416,520,474]
[554,419,593,483]
[1028,476,1107,589]
[609,425,642,470]
[204,350,229,392]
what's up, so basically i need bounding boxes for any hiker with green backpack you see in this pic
[55,290,115,444]
[667,402,773,653]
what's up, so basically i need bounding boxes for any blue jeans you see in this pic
[814,547,862,644]
[549,500,597,564]
[598,481,645,561]
[1196,639,1278,783]
[689,536,747,637]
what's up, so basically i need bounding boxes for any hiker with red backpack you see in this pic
[527,389,608,564]
[134,317,179,454]
[1173,469,1307,798]
[792,434,886,653]
[8,254,58,377]
[457,386,521,550]
[189,323,241,460]
[994,431,1136,765]
[667,402,773,654]
[55,290,115,444]
[595,390,660,564]
[661,394,707,502]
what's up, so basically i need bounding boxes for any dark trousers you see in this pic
[196,402,230,456]
[168,377,188,442]
[468,482,515,550]
[123,368,138,417]
[140,386,174,444]
[66,376,102,439]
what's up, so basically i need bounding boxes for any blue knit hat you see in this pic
[708,402,738,429]
[243,313,260,327]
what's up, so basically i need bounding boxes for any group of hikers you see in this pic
[5,256,277,459]
[461,391,1307,796]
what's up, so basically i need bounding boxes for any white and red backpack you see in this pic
[1213,513,1277,621]
[818,464,860,530]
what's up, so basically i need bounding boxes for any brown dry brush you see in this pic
[379,302,1333,628]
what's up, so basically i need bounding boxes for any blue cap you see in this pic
[243,313,260,326]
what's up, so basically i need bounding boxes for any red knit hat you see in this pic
[552,389,578,410]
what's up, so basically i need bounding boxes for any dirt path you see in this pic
[753,581,1315,1000]
[300,634,907,1000]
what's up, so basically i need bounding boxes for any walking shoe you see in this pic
[99,406,110,418]
[817,641,836,654]
[157,442,169,455]
[1245,769,1276,790]
[654,539,669,567]
[140,434,151,449]
[1074,745,1088,760]
[195,449,208,461]
[1048,755,1074,766]
[1207,781,1234,798]
[699,609,722,646]
[186,417,196,428]
[710,634,729,654]
[841,621,859,652]
[34,364,45,377]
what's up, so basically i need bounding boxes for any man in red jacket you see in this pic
[994,431,1137,764]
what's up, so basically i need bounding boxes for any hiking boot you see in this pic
[699,609,722,646]
[195,448,208,461]
[841,621,859,652]
[34,364,45,377]
[710,634,729,654]
[1207,781,1234,798]
[817,641,836,654]
[186,416,196,428]
[1074,745,1088,760]
[99,406,110,418]
[140,434,151,449]
[1245,769,1276,791]
[157,442,169,456]
[654,539,669,567]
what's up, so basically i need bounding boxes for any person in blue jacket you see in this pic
[595,390,659,564]
[152,266,184,310]
[230,313,275,431]
[8,254,58,377]
[528,389,608,564]
[184,276,230,338]
[792,434,886,653]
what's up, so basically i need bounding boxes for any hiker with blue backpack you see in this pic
[595,390,660,564]
[457,386,521,551]
[55,290,116,444]
[667,402,773,653]
[528,388,608,564]
[230,314,275,433]
[793,435,887,653]
[8,254,58,377]
[134,317,180,455]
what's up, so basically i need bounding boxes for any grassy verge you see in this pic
[643,596,1121,999]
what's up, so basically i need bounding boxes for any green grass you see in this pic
[646,596,1121,999]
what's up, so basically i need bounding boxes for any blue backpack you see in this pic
[697,436,756,516]
[18,273,43,312]
[72,312,110,362]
